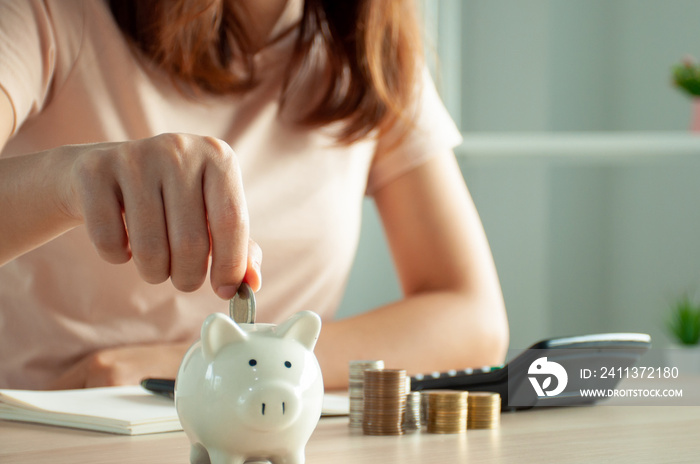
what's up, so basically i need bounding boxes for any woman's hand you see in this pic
[58,133,260,297]
[48,342,192,389]
[0,125,261,296]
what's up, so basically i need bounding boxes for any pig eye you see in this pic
[284,361,292,368]
[249,359,257,367]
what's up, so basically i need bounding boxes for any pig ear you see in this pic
[201,313,248,360]
[276,310,322,351]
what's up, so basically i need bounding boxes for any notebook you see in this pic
[0,386,349,435]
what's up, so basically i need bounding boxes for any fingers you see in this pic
[49,352,126,389]
[74,152,131,264]
[47,359,88,390]
[161,172,209,292]
[50,343,193,390]
[202,138,250,299]
[83,190,131,265]
[72,135,254,297]
[49,349,137,389]
[122,184,171,284]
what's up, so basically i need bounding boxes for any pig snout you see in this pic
[242,382,301,431]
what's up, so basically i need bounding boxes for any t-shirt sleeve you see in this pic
[366,67,463,196]
[0,0,83,136]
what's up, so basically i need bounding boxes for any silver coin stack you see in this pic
[348,360,384,429]
[421,390,429,424]
[402,391,421,432]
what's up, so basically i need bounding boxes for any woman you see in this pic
[0,0,508,390]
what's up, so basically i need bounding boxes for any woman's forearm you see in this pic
[316,290,508,390]
[315,152,510,390]
[0,148,81,265]
[0,91,81,264]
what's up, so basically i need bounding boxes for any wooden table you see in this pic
[4,374,700,463]
[2,401,699,464]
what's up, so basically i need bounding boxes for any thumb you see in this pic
[243,239,262,292]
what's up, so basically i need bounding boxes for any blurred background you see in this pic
[336,0,700,353]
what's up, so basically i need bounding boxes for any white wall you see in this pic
[337,1,700,356]
[456,0,700,132]
[609,0,700,130]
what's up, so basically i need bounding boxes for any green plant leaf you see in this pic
[672,63,700,97]
[667,294,700,345]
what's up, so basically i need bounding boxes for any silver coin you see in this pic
[229,283,256,324]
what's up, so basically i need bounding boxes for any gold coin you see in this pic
[467,392,501,429]
[423,390,469,434]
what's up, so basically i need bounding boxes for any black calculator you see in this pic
[410,333,651,411]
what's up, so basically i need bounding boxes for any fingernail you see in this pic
[217,285,238,300]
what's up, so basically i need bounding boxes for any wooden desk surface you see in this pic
[2,402,699,464]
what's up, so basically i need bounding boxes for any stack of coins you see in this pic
[348,360,384,429]
[402,391,421,432]
[467,392,501,429]
[425,390,468,434]
[362,369,407,435]
[420,390,429,424]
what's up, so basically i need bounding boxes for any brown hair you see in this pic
[108,0,423,143]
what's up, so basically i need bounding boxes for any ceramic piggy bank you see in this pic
[175,310,324,464]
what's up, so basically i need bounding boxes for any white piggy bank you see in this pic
[175,310,324,464]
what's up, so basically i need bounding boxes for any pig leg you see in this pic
[189,443,210,464]
[206,448,245,464]
[271,449,305,464]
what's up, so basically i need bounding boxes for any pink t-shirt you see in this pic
[0,0,462,389]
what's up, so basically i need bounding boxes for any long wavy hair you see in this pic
[108,0,423,143]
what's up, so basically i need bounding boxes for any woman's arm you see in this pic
[316,150,509,390]
[0,91,83,265]
[1,92,263,388]
[0,92,260,298]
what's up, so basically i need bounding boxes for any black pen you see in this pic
[141,378,175,399]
